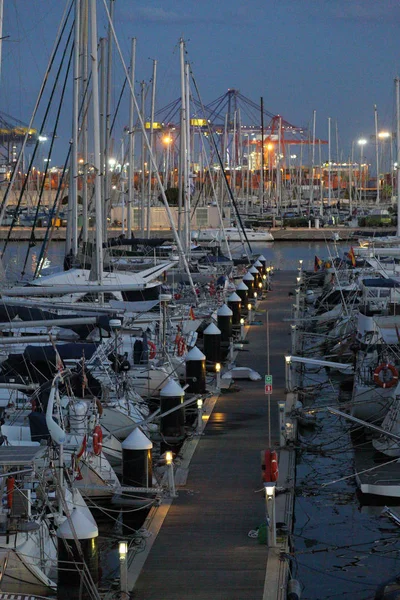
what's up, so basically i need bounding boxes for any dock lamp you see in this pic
[196,398,203,434]
[291,324,297,354]
[264,482,277,547]
[285,355,292,391]
[247,302,252,324]
[258,282,263,296]
[254,291,258,301]
[165,451,177,498]
[240,317,245,339]
[215,362,221,390]
[119,541,129,599]
[295,288,300,309]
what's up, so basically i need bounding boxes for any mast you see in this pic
[374,104,380,204]
[260,97,264,212]
[0,0,3,83]
[396,78,400,237]
[140,80,146,237]
[178,38,187,252]
[80,0,89,245]
[127,37,136,236]
[70,0,81,259]
[147,59,157,239]
[185,61,191,257]
[277,116,282,212]
[90,0,103,281]
[309,110,316,215]
[104,0,115,243]
[328,117,331,208]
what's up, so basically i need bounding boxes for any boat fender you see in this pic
[373,363,399,389]
[6,476,15,510]
[287,579,301,600]
[93,425,103,456]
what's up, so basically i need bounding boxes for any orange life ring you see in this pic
[148,341,157,360]
[373,363,399,389]
[93,425,103,456]
[270,450,279,482]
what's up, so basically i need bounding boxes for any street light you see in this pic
[240,317,245,339]
[247,302,252,324]
[119,541,129,599]
[264,482,277,547]
[165,451,177,497]
[358,139,367,204]
[215,362,221,389]
[196,398,203,434]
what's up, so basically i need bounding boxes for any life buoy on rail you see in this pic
[175,335,186,357]
[373,363,399,389]
[93,425,103,456]
[270,450,279,482]
[148,341,157,360]
[262,449,279,483]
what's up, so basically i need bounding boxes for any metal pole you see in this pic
[396,78,400,237]
[147,59,157,238]
[70,0,80,258]
[90,0,104,281]
[267,310,271,449]
[127,37,136,236]
[80,0,89,245]
[104,0,115,241]
[328,116,331,208]
[375,104,380,205]
[140,81,146,237]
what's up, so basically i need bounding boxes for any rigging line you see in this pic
[21,32,74,278]
[0,0,74,229]
[321,455,400,487]
[2,17,75,259]
[189,68,252,256]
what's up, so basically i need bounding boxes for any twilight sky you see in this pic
[1,0,400,168]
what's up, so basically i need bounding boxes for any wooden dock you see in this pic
[128,271,296,600]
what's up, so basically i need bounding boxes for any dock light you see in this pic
[254,291,258,299]
[119,541,129,598]
[264,482,277,547]
[215,362,221,390]
[247,302,253,324]
[299,259,303,265]
[240,317,245,339]
[263,274,267,280]
[119,541,128,559]
[296,276,301,284]
[197,398,203,434]
[165,451,177,497]
[285,355,291,364]
[258,282,263,290]
[378,131,391,139]
[285,356,292,391]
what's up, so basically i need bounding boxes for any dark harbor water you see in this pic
[3,239,399,598]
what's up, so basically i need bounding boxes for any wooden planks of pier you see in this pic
[129,271,296,600]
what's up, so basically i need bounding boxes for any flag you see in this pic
[189,307,195,320]
[348,247,356,267]
[314,255,323,272]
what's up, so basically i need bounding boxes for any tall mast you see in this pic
[309,110,316,215]
[104,0,115,243]
[127,37,136,237]
[90,0,103,281]
[374,104,380,205]
[140,81,146,237]
[147,59,157,239]
[185,61,191,257]
[328,117,331,208]
[0,0,4,83]
[178,38,187,252]
[260,97,264,212]
[70,0,81,259]
[396,78,400,237]
[80,0,89,245]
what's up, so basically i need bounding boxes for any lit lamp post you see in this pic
[285,355,292,391]
[165,451,177,497]
[215,362,221,390]
[240,317,245,339]
[196,398,203,434]
[258,281,263,296]
[119,540,129,599]
[162,135,172,187]
[358,138,367,204]
[378,131,392,201]
[247,302,252,324]
[264,482,277,547]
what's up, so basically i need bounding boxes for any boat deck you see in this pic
[129,271,295,600]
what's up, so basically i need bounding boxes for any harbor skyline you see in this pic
[0,0,399,167]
